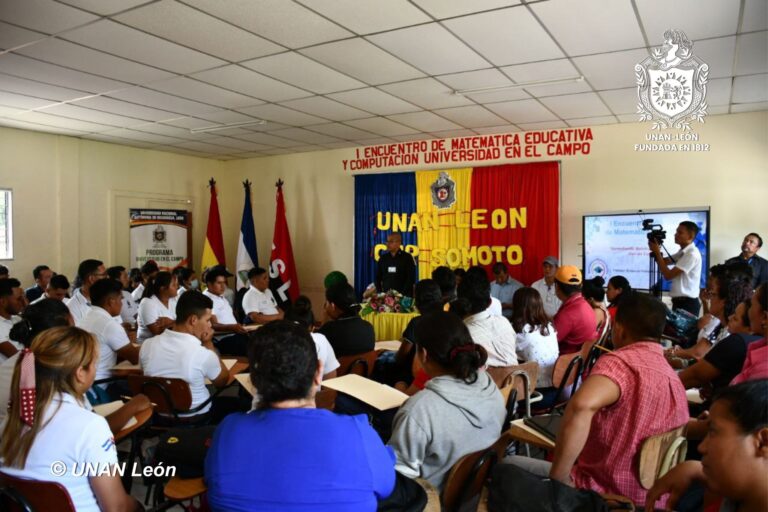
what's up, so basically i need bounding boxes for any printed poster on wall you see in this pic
[129,209,191,271]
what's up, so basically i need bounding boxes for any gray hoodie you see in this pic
[388,371,505,488]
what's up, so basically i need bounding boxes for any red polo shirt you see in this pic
[553,293,595,354]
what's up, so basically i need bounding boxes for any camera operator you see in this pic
[648,221,702,316]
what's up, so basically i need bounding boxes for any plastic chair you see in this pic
[0,472,75,512]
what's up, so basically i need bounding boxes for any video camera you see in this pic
[642,218,666,244]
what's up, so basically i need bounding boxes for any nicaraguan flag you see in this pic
[236,180,259,289]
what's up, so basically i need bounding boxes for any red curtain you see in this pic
[469,162,559,285]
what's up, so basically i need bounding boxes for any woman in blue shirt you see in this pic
[205,320,395,511]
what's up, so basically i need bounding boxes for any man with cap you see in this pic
[203,265,249,356]
[553,266,595,354]
[531,256,562,318]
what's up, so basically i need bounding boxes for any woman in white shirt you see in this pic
[137,271,178,342]
[511,287,559,389]
[0,326,141,511]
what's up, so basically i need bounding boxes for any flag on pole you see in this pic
[269,179,299,309]
[201,178,226,273]
[235,180,259,289]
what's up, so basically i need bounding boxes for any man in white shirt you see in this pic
[29,274,70,305]
[457,271,517,367]
[531,256,563,318]
[79,278,140,398]
[140,292,229,417]
[0,278,25,361]
[242,267,284,325]
[203,266,249,356]
[66,259,108,325]
[649,221,703,316]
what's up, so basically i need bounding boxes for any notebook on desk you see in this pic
[523,414,563,443]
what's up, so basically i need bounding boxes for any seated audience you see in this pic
[646,380,768,512]
[732,284,768,384]
[203,266,249,356]
[131,259,159,302]
[506,292,689,507]
[726,232,767,290]
[582,276,609,339]
[511,287,559,389]
[24,265,53,303]
[79,279,140,397]
[531,256,562,317]
[205,320,395,511]
[0,326,142,511]
[455,270,517,366]
[136,271,178,343]
[467,266,503,316]
[491,262,523,320]
[0,278,25,361]
[605,275,632,322]
[30,274,70,304]
[285,295,340,379]
[323,270,348,290]
[107,265,138,325]
[140,292,229,417]
[128,267,142,293]
[66,259,107,325]
[431,265,457,306]
[242,267,284,324]
[173,266,198,297]
[552,266,595,354]
[318,282,375,356]
[389,311,505,489]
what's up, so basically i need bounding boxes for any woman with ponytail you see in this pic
[136,270,178,342]
[388,311,505,489]
[0,326,141,511]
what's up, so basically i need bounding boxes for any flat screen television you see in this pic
[582,207,710,292]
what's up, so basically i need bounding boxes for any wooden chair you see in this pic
[336,350,379,377]
[579,339,599,376]
[162,476,207,508]
[639,425,688,489]
[498,368,534,430]
[126,374,215,424]
[440,446,497,512]
[0,472,75,512]
[531,353,583,415]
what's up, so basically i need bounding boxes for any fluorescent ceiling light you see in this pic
[452,76,584,96]
[190,119,266,133]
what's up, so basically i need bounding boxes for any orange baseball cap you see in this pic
[555,265,582,285]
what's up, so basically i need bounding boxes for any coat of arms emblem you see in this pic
[430,172,456,209]
[152,224,167,245]
[636,30,708,130]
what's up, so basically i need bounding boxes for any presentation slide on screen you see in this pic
[584,210,709,291]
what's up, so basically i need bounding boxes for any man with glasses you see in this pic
[66,259,108,325]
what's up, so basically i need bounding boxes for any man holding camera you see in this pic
[648,221,702,316]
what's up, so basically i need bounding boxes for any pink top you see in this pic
[554,293,595,354]
[572,342,689,506]
[730,338,768,384]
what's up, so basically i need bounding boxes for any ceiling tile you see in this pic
[242,53,365,94]
[598,87,638,115]
[73,96,180,121]
[0,73,91,102]
[307,122,378,140]
[327,88,418,115]
[201,136,267,151]
[279,96,370,121]
[741,0,768,32]
[17,38,176,84]
[297,0,430,34]
[443,7,564,66]
[300,38,425,85]
[464,89,531,103]
[181,0,353,48]
[130,122,210,139]
[438,68,514,90]
[147,77,263,109]
[732,74,768,103]
[0,54,129,93]
[411,0,520,20]
[0,22,47,50]
[380,78,474,109]
[565,115,617,127]
[730,101,768,113]
[61,20,225,74]
[235,103,327,126]
[172,140,238,153]
[706,77,732,105]
[230,131,301,147]
[691,36,736,79]
[472,124,519,134]
[97,128,183,145]
[345,117,420,136]
[432,105,507,127]
[269,127,344,144]
[501,59,591,96]
[10,110,115,131]
[387,111,462,132]
[572,48,649,90]
[193,109,261,124]
[0,90,57,110]
[191,65,311,102]
[484,98,559,123]
[517,120,568,130]
[0,0,98,34]
[56,0,155,16]
[539,92,611,119]
[83,134,158,148]
[531,0,644,55]
[0,117,87,135]
[638,0,740,42]
[735,31,768,75]
[160,116,216,129]
[107,87,219,116]
[368,23,489,75]
[38,103,146,126]
[115,0,283,62]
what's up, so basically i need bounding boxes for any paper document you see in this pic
[93,400,138,430]
[242,324,261,332]
[222,359,238,370]
[321,374,408,411]
[375,340,402,352]
[235,373,257,397]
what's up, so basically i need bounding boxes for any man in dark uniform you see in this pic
[726,232,768,290]
[376,233,415,297]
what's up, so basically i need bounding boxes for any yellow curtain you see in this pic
[415,168,472,280]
